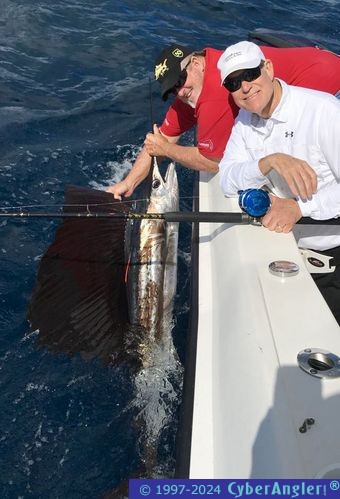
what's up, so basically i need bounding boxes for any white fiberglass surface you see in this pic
[190,173,340,479]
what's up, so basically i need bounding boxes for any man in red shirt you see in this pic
[107,44,340,199]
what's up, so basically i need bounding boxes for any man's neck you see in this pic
[259,79,282,119]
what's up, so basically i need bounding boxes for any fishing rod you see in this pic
[1,189,339,224]
[0,209,339,225]
[0,210,249,223]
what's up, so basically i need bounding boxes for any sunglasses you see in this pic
[223,63,264,93]
[168,58,193,98]
[164,69,188,100]
[170,69,188,95]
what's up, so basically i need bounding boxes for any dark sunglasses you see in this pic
[170,69,188,96]
[223,63,264,93]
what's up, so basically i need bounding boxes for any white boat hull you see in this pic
[189,172,340,479]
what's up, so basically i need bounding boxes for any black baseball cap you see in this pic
[154,44,194,101]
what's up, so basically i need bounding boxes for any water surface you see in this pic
[0,1,339,497]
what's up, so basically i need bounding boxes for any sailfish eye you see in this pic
[152,178,161,189]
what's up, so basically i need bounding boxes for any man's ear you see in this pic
[191,55,205,72]
[264,59,274,80]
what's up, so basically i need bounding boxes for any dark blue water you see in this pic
[0,1,339,497]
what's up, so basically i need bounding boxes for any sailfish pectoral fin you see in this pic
[27,185,142,367]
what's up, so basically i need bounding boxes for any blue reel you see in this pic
[238,189,271,218]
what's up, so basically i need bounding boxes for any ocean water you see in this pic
[0,1,339,497]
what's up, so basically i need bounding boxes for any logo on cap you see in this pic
[155,59,169,80]
[172,48,184,58]
[225,51,242,62]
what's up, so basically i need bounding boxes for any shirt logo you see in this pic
[155,59,168,80]
[285,131,294,137]
[198,139,213,151]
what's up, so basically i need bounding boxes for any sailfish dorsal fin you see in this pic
[27,185,143,366]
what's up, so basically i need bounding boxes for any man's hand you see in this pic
[259,153,317,200]
[144,124,169,157]
[262,195,302,233]
[106,179,133,200]
[144,124,219,173]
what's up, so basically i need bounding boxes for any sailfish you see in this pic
[27,159,179,369]
[27,161,182,486]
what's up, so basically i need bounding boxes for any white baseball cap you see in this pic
[218,41,265,83]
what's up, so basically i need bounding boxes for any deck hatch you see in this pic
[297,348,340,379]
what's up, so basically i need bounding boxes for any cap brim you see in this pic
[221,57,262,83]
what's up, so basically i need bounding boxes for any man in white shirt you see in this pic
[218,41,340,323]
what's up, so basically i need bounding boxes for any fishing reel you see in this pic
[238,189,271,222]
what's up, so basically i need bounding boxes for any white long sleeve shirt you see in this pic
[219,80,340,250]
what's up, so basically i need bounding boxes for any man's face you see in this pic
[175,56,205,108]
[229,61,277,118]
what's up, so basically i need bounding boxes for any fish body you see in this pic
[126,160,179,346]
[126,160,181,475]
[139,160,179,341]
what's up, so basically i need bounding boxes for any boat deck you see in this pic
[189,172,340,479]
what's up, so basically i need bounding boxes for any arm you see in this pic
[220,138,304,232]
[106,146,154,200]
[219,117,270,196]
[294,99,340,220]
[262,195,302,233]
[220,117,317,199]
[221,97,340,227]
[144,124,219,173]
[106,128,207,200]
[259,153,317,200]
[145,90,237,173]
[106,99,188,199]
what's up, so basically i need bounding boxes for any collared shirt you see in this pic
[159,47,340,160]
[219,80,340,250]
[160,48,238,159]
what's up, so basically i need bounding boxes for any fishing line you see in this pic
[0,195,200,214]
[144,75,158,201]
[0,197,152,212]
[149,74,154,132]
